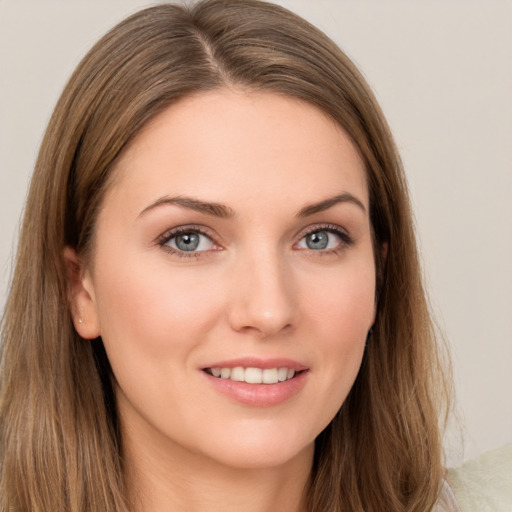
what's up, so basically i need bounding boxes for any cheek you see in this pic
[300,260,375,415]
[303,258,376,337]
[92,257,223,362]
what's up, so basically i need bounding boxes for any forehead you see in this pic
[107,90,368,215]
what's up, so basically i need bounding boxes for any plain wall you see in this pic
[1,0,511,467]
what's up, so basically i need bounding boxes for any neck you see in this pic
[123,427,313,512]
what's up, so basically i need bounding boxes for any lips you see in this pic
[201,358,309,406]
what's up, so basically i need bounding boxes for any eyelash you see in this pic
[157,225,220,258]
[156,223,353,259]
[295,224,354,255]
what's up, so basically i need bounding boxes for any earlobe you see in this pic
[63,247,101,339]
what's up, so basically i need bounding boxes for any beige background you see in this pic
[1,0,511,466]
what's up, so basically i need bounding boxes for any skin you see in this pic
[68,90,377,512]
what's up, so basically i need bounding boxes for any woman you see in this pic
[0,1,452,510]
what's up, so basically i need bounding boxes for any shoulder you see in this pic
[442,443,512,512]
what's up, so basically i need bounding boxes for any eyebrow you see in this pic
[297,192,367,217]
[138,195,235,219]
[138,192,366,220]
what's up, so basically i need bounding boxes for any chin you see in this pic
[208,443,314,471]
[190,421,317,471]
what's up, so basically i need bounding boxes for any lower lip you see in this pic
[203,370,309,407]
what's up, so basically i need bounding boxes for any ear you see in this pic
[63,247,101,339]
[372,241,389,325]
[380,241,389,262]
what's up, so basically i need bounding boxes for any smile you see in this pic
[204,367,297,384]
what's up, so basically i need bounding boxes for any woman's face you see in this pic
[74,91,376,470]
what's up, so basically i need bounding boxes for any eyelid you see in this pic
[295,223,351,241]
[156,224,223,257]
[294,223,354,250]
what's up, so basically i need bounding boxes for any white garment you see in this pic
[437,443,512,512]
[436,480,462,512]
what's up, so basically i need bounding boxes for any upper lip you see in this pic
[201,357,308,371]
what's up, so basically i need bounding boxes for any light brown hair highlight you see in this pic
[0,1,451,511]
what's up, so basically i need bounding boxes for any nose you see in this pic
[227,249,298,338]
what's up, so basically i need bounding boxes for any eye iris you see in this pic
[306,231,329,250]
[175,233,200,251]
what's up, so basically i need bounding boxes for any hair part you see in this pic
[0,1,451,510]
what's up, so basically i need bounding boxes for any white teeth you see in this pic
[262,368,278,384]
[207,366,298,384]
[245,367,263,384]
[231,366,245,382]
[277,367,288,381]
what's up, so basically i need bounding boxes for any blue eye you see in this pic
[162,229,216,253]
[297,227,348,251]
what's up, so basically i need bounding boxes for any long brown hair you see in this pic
[0,1,451,510]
